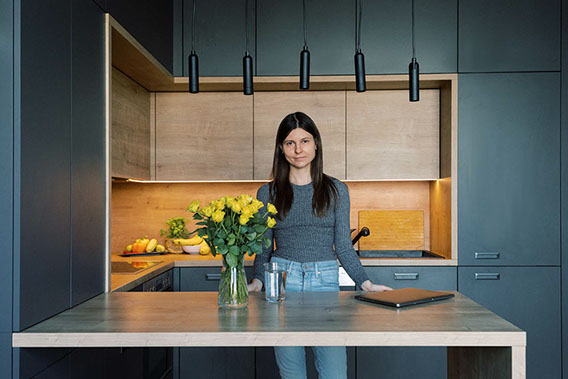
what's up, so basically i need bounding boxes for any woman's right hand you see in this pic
[247,278,263,292]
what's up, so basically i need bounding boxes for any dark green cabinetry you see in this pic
[561,2,568,378]
[107,0,174,73]
[358,266,456,379]
[178,267,255,379]
[458,266,561,379]
[180,0,255,77]
[459,0,560,72]
[458,73,560,266]
[71,0,106,307]
[256,0,456,76]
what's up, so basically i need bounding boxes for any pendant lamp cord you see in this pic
[191,0,196,53]
[245,0,249,55]
[411,0,415,59]
[356,0,362,53]
[303,0,308,49]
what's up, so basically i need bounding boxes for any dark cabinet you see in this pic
[459,0,560,72]
[178,267,255,379]
[458,266,561,379]
[71,0,106,307]
[180,0,255,77]
[458,73,560,266]
[107,0,174,73]
[358,266,456,379]
[257,0,456,76]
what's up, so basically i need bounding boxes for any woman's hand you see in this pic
[247,278,263,292]
[361,280,392,292]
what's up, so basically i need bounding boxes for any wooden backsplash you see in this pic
[111,181,433,253]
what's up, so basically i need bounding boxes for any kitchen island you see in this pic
[13,291,525,378]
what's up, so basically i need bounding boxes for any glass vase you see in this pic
[218,256,249,308]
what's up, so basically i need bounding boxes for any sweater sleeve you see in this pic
[252,184,274,286]
[333,180,370,289]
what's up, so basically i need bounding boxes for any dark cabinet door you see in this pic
[179,267,254,291]
[178,267,255,378]
[458,266,561,379]
[107,0,174,73]
[358,266,456,379]
[257,0,456,76]
[18,0,71,332]
[459,0,560,72]
[70,0,106,307]
[180,0,255,77]
[458,73,560,266]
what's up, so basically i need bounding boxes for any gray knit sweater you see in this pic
[252,177,370,289]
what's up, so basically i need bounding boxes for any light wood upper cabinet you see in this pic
[253,91,346,180]
[111,67,151,180]
[346,90,440,180]
[155,92,253,180]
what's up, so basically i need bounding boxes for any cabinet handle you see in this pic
[475,273,500,280]
[393,273,419,280]
[474,252,500,260]
[206,274,221,281]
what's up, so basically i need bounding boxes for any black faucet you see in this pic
[351,227,370,245]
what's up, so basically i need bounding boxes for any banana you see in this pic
[155,244,165,252]
[174,235,203,246]
[146,239,158,253]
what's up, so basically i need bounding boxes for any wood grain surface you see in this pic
[111,67,151,179]
[155,92,253,180]
[12,292,525,348]
[253,91,346,180]
[358,210,425,251]
[346,90,440,180]
[430,178,452,259]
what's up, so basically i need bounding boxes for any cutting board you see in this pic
[358,210,425,251]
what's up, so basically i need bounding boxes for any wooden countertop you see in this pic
[111,253,457,292]
[12,291,525,348]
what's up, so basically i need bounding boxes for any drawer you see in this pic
[364,266,457,291]
[180,267,255,291]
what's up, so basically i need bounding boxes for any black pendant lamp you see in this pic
[188,0,199,93]
[354,0,366,92]
[408,0,419,102]
[299,0,310,89]
[243,0,253,95]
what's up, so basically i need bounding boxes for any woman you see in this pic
[248,112,392,379]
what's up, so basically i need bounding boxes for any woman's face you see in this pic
[281,128,317,170]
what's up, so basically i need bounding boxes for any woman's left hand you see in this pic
[361,280,393,292]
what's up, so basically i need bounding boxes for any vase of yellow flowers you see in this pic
[186,195,277,308]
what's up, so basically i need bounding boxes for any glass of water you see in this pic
[264,262,288,303]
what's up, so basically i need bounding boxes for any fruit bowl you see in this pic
[182,245,201,254]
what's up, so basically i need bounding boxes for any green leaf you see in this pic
[193,213,203,220]
[197,229,207,237]
[217,229,227,239]
[227,237,236,246]
[240,225,248,233]
[217,245,229,255]
[246,232,257,241]
[214,238,224,247]
[249,243,262,254]
[196,221,207,226]
[240,245,248,253]
[228,233,236,239]
[226,253,237,268]
[253,225,265,234]
[229,246,240,256]
[262,236,272,248]
[224,217,231,229]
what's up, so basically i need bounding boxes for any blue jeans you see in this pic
[270,256,347,379]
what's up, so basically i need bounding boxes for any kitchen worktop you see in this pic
[111,253,456,292]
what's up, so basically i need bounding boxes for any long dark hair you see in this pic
[269,112,339,219]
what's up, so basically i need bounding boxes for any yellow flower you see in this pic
[267,203,278,215]
[251,199,263,210]
[212,210,225,223]
[231,201,242,213]
[187,200,200,213]
[267,217,276,228]
[239,194,253,204]
[200,205,214,218]
[215,200,225,211]
[241,205,254,218]
[239,214,251,225]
